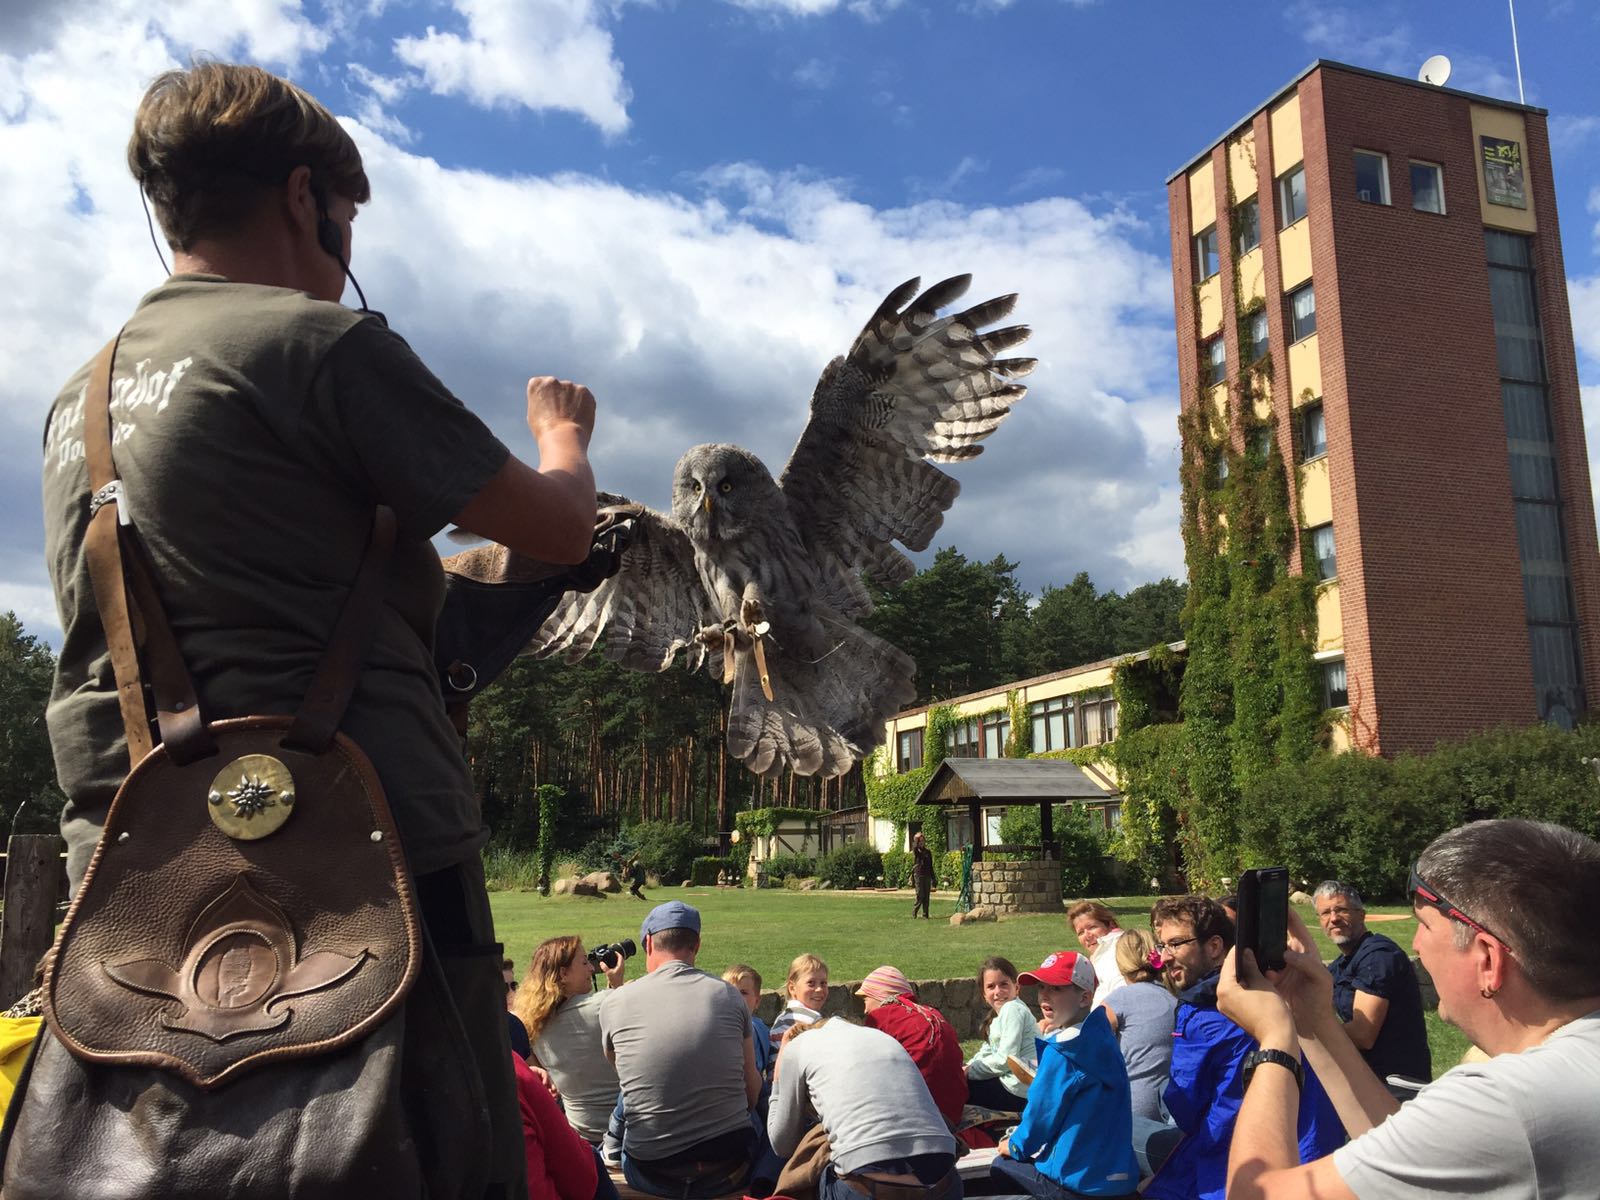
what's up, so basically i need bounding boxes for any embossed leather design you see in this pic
[44,716,420,1089]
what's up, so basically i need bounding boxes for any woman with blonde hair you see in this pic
[1101,928,1177,1123]
[514,936,625,1146]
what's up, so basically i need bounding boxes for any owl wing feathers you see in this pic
[527,496,716,675]
[778,275,1033,618]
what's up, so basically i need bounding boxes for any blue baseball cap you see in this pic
[641,900,701,941]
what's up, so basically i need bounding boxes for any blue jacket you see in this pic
[1008,1008,1140,1197]
[1145,971,1344,1200]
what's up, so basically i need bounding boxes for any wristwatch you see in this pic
[1242,1048,1304,1093]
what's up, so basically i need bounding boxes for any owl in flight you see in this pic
[530,275,1033,778]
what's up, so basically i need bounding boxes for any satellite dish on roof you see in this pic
[1418,55,1452,86]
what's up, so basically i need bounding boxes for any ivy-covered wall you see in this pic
[1173,141,1324,887]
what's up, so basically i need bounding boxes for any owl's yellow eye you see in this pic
[691,480,701,491]
[718,481,733,494]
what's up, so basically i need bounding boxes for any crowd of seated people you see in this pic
[503,818,1593,1200]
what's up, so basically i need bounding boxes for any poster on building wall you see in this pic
[1481,136,1528,209]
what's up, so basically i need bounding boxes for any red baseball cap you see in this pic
[1018,950,1096,992]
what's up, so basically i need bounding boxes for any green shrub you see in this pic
[1237,723,1600,900]
[690,856,734,886]
[938,850,964,889]
[817,842,883,889]
[481,843,541,891]
[882,849,913,889]
[763,853,816,883]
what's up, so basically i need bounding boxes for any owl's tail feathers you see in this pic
[724,613,915,779]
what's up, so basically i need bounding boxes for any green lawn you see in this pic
[490,887,1470,1078]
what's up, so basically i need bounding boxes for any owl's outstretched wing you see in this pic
[527,496,716,673]
[777,275,1033,617]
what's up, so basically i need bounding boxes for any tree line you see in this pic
[0,555,1184,848]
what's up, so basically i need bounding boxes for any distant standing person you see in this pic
[1313,880,1431,1090]
[628,855,648,900]
[912,832,936,919]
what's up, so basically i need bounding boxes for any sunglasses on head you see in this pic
[1408,863,1508,946]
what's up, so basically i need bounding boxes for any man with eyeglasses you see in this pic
[1218,819,1600,1198]
[1142,897,1341,1200]
[1312,880,1429,1094]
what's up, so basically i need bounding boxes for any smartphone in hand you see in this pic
[1235,867,1290,972]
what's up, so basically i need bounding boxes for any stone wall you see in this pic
[969,859,1063,915]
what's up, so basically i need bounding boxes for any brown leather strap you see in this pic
[82,334,153,769]
[82,333,215,766]
[82,332,394,766]
[283,506,397,754]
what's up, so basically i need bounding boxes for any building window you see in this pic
[1288,284,1316,341]
[1323,659,1349,708]
[1278,163,1308,227]
[1487,229,1583,726]
[1204,336,1226,385]
[1234,197,1261,257]
[1079,691,1118,746]
[946,717,979,758]
[980,712,1011,759]
[1215,454,1230,485]
[1298,403,1327,459]
[1411,161,1445,214]
[896,728,923,773]
[1353,150,1390,204]
[1195,225,1220,280]
[1310,522,1336,581]
[1030,697,1073,753]
[1248,310,1269,362]
[1249,425,1274,460]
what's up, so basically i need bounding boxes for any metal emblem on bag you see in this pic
[103,874,368,1042]
[207,753,296,839]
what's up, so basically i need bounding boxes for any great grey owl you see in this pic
[530,275,1033,778]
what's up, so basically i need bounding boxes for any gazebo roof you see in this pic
[911,758,1119,806]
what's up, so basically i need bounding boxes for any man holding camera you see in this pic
[1144,897,1342,1200]
[600,901,763,1198]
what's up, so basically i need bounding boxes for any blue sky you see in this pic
[2,0,1597,643]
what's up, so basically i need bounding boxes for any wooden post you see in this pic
[0,834,63,1009]
[968,800,983,863]
[1040,799,1055,861]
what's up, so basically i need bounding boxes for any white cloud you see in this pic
[792,58,835,89]
[724,0,905,18]
[0,0,1186,649]
[393,0,631,134]
[1549,114,1600,156]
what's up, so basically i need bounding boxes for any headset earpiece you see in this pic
[317,212,344,260]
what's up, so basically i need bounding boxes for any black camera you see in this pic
[587,939,636,972]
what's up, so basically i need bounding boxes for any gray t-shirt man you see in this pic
[769,1019,955,1177]
[600,959,753,1161]
[1332,1009,1600,1196]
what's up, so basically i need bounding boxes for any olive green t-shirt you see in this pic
[41,276,509,886]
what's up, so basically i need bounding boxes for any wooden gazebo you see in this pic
[912,758,1117,862]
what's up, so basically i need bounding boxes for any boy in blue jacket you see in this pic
[991,951,1140,1200]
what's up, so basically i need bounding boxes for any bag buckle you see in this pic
[89,479,132,526]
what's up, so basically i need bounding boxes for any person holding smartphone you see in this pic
[1218,819,1600,1199]
[1142,897,1341,1200]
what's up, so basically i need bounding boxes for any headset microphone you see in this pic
[312,184,385,326]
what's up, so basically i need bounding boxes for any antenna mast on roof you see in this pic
[1508,0,1526,104]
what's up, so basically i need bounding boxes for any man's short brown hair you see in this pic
[128,60,370,250]
[1150,895,1234,951]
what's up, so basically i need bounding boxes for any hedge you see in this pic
[816,842,884,889]
[882,849,913,889]
[1236,722,1600,900]
[690,856,735,886]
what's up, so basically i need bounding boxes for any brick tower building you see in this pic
[1167,60,1599,755]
